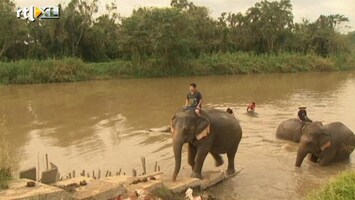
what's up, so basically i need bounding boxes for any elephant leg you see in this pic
[210,153,224,167]
[191,148,209,179]
[226,144,238,175]
[188,143,197,170]
[319,149,337,166]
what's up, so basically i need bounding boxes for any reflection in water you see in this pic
[0,71,354,199]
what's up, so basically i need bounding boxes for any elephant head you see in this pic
[295,122,331,167]
[171,109,210,181]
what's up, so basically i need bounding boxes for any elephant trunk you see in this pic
[295,145,308,167]
[173,140,183,181]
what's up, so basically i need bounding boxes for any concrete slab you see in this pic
[19,167,36,181]
[163,168,243,193]
[126,177,163,192]
[54,176,94,186]
[163,176,201,193]
[200,170,225,190]
[0,179,70,200]
[63,178,128,200]
[41,168,59,184]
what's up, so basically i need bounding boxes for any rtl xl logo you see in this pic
[17,6,60,22]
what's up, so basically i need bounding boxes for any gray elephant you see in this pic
[171,108,242,181]
[276,119,323,142]
[295,122,355,167]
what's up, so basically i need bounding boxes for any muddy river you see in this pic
[1,72,355,199]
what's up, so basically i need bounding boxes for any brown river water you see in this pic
[1,72,355,199]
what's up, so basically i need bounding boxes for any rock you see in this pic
[79,180,87,186]
[26,181,36,187]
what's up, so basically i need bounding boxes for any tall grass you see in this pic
[0,52,354,84]
[307,171,355,200]
[0,116,12,189]
[0,58,89,84]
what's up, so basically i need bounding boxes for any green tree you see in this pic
[0,0,26,60]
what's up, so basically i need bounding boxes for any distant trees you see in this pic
[0,0,352,64]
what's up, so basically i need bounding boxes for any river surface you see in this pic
[1,72,355,199]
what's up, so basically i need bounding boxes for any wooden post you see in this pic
[45,154,49,170]
[141,157,146,175]
[93,170,96,179]
[132,169,137,177]
[154,161,158,172]
[118,168,122,175]
[37,152,40,182]
[158,166,160,171]
[69,173,72,179]
[109,171,112,177]
[105,170,109,177]
[98,169,101,179]
[87,173,90,178]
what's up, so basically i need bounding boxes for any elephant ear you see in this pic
[195,116,210,140]
[320,129,332,151]
[321,140,332,151]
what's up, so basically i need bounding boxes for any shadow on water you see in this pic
[0,71,354,199]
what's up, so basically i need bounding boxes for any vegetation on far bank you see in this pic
[0,52,354,84]
[307,171,355,200]
[1,0,355,84]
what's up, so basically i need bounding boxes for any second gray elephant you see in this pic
[276,118,322,142]
[296,122,355,167]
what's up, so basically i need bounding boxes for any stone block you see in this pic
[19,167,36,181]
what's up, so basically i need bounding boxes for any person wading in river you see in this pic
[185,83,203,117]
[298,106,312,123]
[247,102,256,112]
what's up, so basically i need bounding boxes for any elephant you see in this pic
[171,108,242,181]
[276,119,323,142]
[295,122,355,167]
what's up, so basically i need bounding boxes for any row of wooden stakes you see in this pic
[60,157,161,180]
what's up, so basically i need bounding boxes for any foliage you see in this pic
[0,58,89,84]
[0,0,352,63]
[151,186,184,200]
[307,171,355,200]
[0,116,12,189]
[1,52,353,84]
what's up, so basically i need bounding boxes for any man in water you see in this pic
[298,106,312,123]
[247,102,256,112]
[185,83,203,117]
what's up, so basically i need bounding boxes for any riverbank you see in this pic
[0,52,354,84]
[307,170,355,200]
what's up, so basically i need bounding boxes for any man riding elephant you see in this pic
[185,83,203,117]
[298,106,312,123]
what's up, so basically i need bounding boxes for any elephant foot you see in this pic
[226,168,235,176]
[215,158,224,167]
[191,172,203,179]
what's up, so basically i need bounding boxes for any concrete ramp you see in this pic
[0,179,70,200]
[163,169,243,193]
[53,176,128,200]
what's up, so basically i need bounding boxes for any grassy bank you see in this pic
[0,116,13,189]
[0,52,354,84]
[307,171,355,200]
